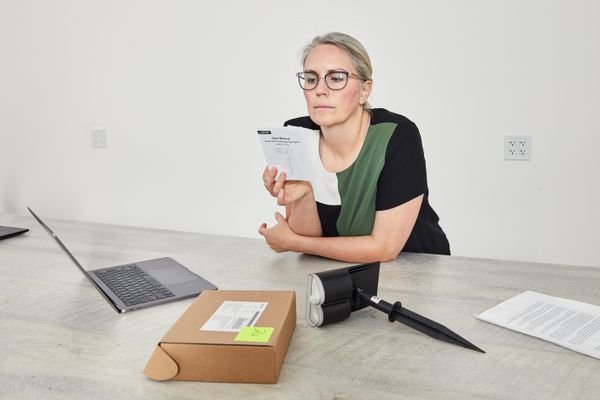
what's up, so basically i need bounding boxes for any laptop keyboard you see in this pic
[95,264,175,306]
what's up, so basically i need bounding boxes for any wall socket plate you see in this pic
[91,128,107,149]
[504,135,531,161]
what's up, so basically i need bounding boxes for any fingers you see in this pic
[272,171,286,195]
[259,223,277,251]
[263,167,288,198]
[262,166,277,192]
[259,217,289,253]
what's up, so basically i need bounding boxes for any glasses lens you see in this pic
[326,72,348,90]
[299,72,319,90]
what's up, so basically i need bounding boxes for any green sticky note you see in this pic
[234,327,274,343]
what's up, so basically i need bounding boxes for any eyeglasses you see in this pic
[296,70,363,91]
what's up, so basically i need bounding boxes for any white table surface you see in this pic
[1,213,599,399]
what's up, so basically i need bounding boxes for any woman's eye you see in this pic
[329,73,346,83]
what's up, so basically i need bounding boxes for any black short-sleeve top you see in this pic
[284,108,450,255]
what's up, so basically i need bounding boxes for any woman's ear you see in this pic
[360,80,372,105]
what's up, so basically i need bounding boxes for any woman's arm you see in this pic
[259,194,423,263]
[282,185,322,237]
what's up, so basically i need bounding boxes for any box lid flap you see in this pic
[143,344,179,381]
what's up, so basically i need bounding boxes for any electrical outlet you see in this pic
[504,135,531,161]
[91,128,107,149]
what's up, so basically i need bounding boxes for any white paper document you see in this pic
[200,301,268,332]
[258,126,317,181]
[476,291,600,359]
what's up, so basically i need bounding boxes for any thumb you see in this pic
[258,222,267,235]
[274,212,286,223]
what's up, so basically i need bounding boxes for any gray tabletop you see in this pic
[1,213,599,400]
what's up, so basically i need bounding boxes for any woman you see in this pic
[259,32,449,263]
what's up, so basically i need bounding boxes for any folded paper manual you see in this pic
[257,126,318,181]
[144,290,296,383]
[476,290,600,360]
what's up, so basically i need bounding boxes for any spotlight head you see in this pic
[305,262,380,327]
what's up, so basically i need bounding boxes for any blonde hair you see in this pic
[301,32,373,109]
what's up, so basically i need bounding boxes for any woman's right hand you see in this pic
[262,166,284,198]
[262,166,313,206]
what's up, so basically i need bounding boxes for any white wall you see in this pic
[1,0,599,267]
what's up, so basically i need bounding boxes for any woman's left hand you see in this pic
[258,212,297,252]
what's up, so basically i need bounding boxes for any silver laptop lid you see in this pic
[27,207,120,311]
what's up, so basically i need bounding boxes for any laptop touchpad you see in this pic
[149,267,198,285]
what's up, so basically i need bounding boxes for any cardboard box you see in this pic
[144,290,296,384]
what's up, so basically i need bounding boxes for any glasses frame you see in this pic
[296,70,364,91]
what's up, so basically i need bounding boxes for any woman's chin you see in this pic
[309,114,336,128]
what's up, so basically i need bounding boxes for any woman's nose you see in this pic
[315,79,329,95]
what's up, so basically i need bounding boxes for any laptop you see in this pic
[0,225,29,240]
[27,207,217,313]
